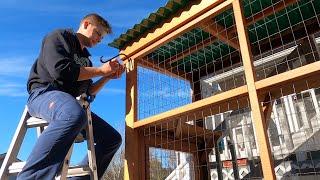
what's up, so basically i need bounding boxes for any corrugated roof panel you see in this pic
[127,29,137,38]
[108,0,191,49]
[157,7,171,17]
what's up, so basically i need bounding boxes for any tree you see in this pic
[103,147,124,180]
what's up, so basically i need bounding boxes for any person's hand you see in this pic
[107,62,125,79]
[99,59,121,76]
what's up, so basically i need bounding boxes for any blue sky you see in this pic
[0,0,168,163]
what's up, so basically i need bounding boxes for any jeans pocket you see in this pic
[27,85,58,117]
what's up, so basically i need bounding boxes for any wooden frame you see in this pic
[122,0,318,179]
[124,59,148,180]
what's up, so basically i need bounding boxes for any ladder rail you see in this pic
[58,144,74,180]
[85,105,98,180]
[0,106,29,180]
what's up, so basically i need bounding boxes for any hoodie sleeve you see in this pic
[41,31,80,85]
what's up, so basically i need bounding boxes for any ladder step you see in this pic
[8,162,26,174]
[67,165,91,177]
[26,117,49,128]
[8,162,91,177]
[25,117,84,142]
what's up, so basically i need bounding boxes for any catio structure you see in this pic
[109,0,320,179]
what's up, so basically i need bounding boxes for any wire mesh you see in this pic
[263,83,320,179]
[134,0,320,179]
[245,0,320,80]
[143,84,320,179]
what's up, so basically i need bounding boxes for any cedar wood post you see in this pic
[232,0,276,179]
[124,59,147,180]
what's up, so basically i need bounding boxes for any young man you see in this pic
[17,13,124,180]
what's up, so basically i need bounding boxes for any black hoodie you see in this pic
[27,29,93,97]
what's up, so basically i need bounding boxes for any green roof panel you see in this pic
[109,0,190,49]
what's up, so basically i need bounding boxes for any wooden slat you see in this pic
[134,85,248,128]
[233,0,276,179]
[121,0,225,52]
[160,0,299,69]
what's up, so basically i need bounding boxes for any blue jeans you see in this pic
[17,86,122,180]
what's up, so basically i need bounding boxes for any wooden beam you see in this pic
[145,135,198,153]
[262,101,274,126]
[124,59,146,180]
[244,61,320,102]
[134,85,249,128]
[167,121,223,140]
[200,21,239,50]
[259,61,320,126]
[255,61,320,92]
[233,0,276,179]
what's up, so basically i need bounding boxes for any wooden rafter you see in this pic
[138,58,191,81]
[154,0,299,68]
[164,36,216,65]
[200,21,239,49]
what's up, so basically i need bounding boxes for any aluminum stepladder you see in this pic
[0,94,98,180]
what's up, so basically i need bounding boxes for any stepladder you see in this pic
[0,94,98,180]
